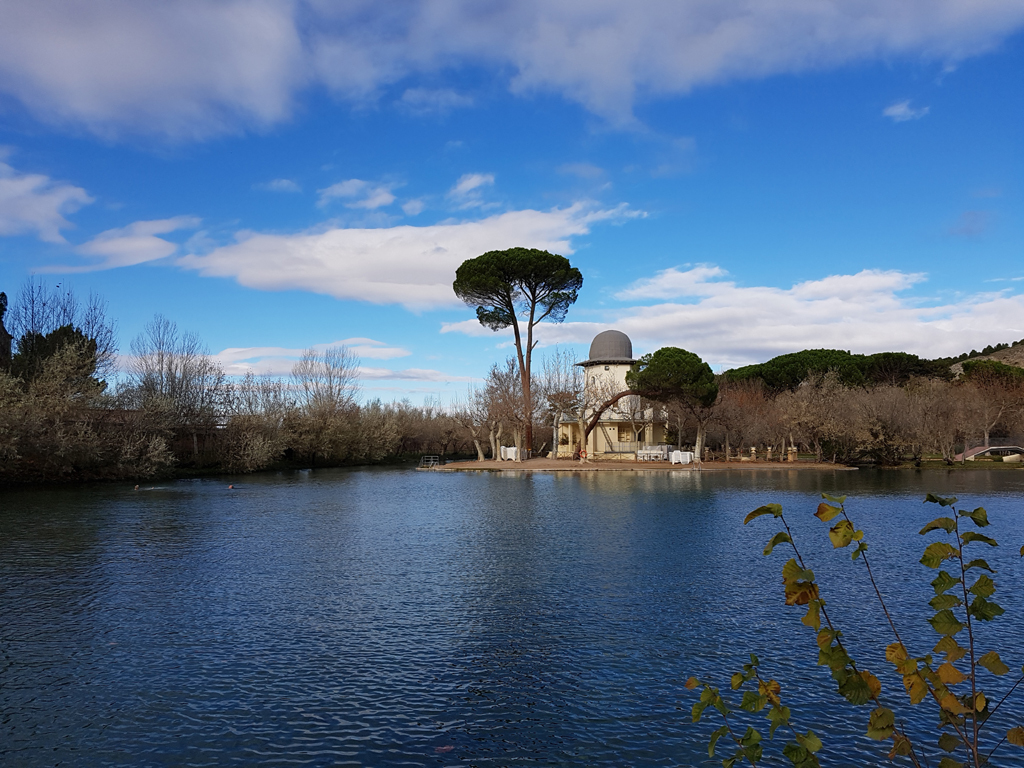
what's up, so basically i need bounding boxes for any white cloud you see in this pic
[358,367,476,382]
[445,264,1024,367]
[214,338,410,376]
[69,216,201,270]
[178,202,640,310]
[616,265,729,300]
[883,100,930,122]
[255,178,301,193]
[402,198,426,216]
[318,179,397,209]
[398,87,473,114]
[448,173,495,208]
[0,160,92,242]
[450,173,494,197]
[3,1,1022,136]
[0,0,303,141]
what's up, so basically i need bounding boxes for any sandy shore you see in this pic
[429,457,856,472]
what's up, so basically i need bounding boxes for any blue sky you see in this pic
[0,1,1022,402]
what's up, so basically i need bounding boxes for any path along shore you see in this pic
[430,457,857,472]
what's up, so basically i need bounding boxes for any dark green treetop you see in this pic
[453,247,583,331]
[626,346,718,409]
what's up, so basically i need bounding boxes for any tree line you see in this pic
[0,281,490,484]
[2,270,1021,482]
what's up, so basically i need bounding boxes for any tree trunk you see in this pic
[695,423,705,462]
[473,439,485,461]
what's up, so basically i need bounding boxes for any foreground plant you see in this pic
[686,494,1024,766]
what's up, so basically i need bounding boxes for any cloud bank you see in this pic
[179,203,640,309]
[445,265,1024,367]
[0,159,92,242]
[2,1,1022,137]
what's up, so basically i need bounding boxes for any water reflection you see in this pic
[2,468,1024,766]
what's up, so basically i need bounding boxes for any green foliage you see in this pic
[452,248,583,331]
[11,323,100,390]
[687,494,1024,767]
[961,358,1024,386]
[723,348,953,392]
[625,347,718,408]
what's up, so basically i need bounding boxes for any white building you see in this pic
[554,330,669,459]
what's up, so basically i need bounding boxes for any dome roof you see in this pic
[582,330,635,365]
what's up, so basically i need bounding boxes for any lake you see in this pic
[2,467,1024,766]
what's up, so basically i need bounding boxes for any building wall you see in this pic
[553,362,670,459]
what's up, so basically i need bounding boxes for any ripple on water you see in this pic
[2,468,1024,766]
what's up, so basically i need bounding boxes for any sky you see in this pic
[0,0,1022,403]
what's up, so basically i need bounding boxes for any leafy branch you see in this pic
[685,495,1024,767]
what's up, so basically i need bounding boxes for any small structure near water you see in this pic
[554,330,669,460]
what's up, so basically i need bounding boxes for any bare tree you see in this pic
[486,357,527,460]
[126,315,228,459]
[8,278,117,378]
[289,346,361,465]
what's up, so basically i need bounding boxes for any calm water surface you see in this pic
[2,468,1024,767]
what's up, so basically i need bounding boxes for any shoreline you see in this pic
[430,458,858,472]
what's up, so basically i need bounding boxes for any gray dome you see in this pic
[584,330,635,364]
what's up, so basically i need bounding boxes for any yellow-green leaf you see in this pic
[740,691,767,712]
[930,594,962,610]
[745,504,783,524]
[795,730,823,754]
[934,636,967,663]
[685,676,700,689]
[764,531,792,556]
[767,705,790,739]
[731,672,745,690]
[925,493,958,507]
[969,574,996,598]
[860,670,882,700]
[866,707,895,740]
[967,507,989,527]
[903,671,928,705]
[962,531,998,547]
[920,517,956,535]
[822,493,846,505]
[802,600,821,630]
[929,609,964,636]
[965,558,995,572]
[921,542,958,568]
[939,694,968,714]
[932,570,961,594]
[709,725,729,757]
[937,662,967,686]
[889,734,913,759]
[970,595,1005,621]
[759,679,781,707]
[937,733,960,752]
[815,503,842,522]
[975,692,987,712]
[938,758,965,768]
[1007,726,1024,747]
[829,519,856,548]
[886,643,907,663]
[979,651,1010,676]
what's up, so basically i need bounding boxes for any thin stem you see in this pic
[954,515,981,768]
[716,710,758,767]
[779,513,924,768]
[840,505,906,651]
[984,733,1008,764]
[983,673,1024,725]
